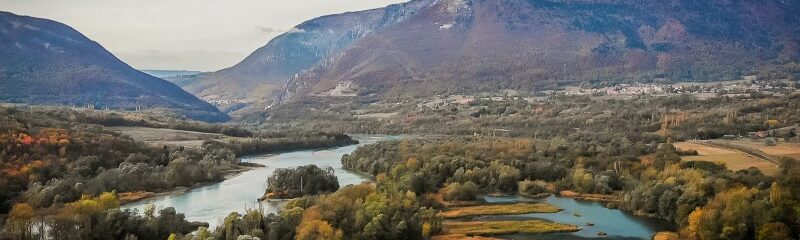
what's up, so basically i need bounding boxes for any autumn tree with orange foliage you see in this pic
[295,206,341,240]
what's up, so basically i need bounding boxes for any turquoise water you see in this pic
[122,135,397,227]
[482,195,675,239]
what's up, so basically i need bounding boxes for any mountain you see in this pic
[276,0,800,102]
[141,70,203,79]
[0,11,228,122]
[183,1,437,112]
[142,70,204,88]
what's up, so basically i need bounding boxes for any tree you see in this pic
[421,222,432,240]
[685,207,702,240]
[768,182,782,206]
[264,165,339,199]
[518,180,548,197]
[442,181,478,201]
[756,222,792,240]
[296,220,337,240]
[7,203,35,239]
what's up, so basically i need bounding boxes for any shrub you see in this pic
[442,181,479,201]
[518,180,548,197]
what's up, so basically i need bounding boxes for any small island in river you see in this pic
[259,164,340,200]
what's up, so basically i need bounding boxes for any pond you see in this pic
[122,135,398,227]
[481,195,675,239]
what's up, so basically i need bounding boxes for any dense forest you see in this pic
[0,106,360,239]
[342,136,799,239]
[164,182,440,240]
[2,91,799,239]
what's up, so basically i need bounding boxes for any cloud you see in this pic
[256,26,306,35]
[286,27,306,33]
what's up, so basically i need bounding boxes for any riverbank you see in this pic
[558,190,619,203]
[439,203,562,219]
[441,220,580,236]
[120,163,265,205]
[120,135,395,228]
[119,136,367,206]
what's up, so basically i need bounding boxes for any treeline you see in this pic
[0,106,243,214]
[11,106,253,137]
[0,104,361,238]
[255,93,800,143]
[204,132,357,157]
[617,144,798,240]
[262,165,339,199]
[4,192,202,240]
[342,137,631,195]
[164,183,440,240]
[341,136,800,239]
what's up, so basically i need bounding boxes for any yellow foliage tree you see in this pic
[765,119,779,128]
[62,190,121,235]
[769,182,782,206]
[8,203,35,239]
[421,222,432,239]
[685,207,703,240]
[296,206,341,240]
[96,191,120,209]
[296,219,337,240]
[405,158,419,170]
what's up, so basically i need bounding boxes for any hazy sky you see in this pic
[0,0,407,71]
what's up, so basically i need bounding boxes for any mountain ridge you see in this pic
[0,11,228,122]
[276,0,800,102]
[183,0,437,112]
[112,0,800,111]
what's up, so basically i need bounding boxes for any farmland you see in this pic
[109,126,226,148]
[674,141,781,175]
[714,139,800,161]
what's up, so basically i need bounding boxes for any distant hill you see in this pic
[141,70,203,79]
[183,1,438,112]
[0,11,228,122]
[142,70,204,88]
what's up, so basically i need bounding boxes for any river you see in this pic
[480,195,674,239]
[123,134,673,239]
[122,135,399,227]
